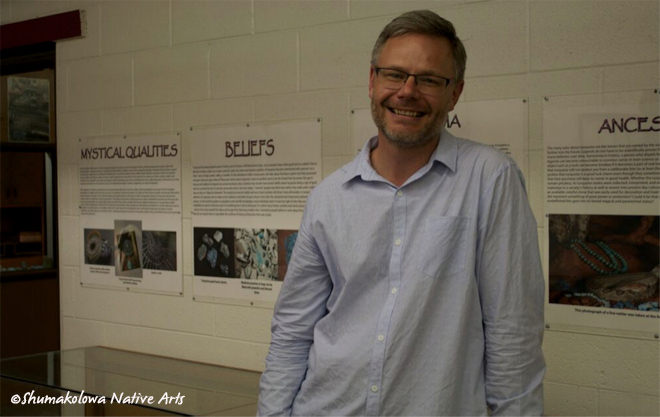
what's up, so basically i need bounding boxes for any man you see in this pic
[258,10,545,416]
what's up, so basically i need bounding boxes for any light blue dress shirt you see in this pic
[258,130,545,416]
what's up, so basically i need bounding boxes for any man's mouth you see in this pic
[389,108,425,118]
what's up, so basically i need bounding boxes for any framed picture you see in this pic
[1,69,55,143]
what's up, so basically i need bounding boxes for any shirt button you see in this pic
[371,385,378,392]
[391,288,398,294]
[395,238,402,246]
[377,335,384,342]
[396,190,403,197]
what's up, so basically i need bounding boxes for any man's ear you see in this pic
[449,80,464,111]
[368,66,376,100]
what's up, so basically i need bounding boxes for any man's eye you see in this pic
[419,77,441,87]
[384,72,406,80]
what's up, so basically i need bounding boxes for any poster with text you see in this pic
[544,90,659,333]
[79,133,183,294]
[189,119,322,305]
[351,98,528,174]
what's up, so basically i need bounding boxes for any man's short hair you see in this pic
[371,10,467,83]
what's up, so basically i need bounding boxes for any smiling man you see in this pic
[258,10,545,416]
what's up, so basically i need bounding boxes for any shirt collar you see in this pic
[341,129,458,186]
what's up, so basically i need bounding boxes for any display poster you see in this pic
[351,98,527,173]
[544,90,659,333]
[79,133,183,294]
[189,119,322,305]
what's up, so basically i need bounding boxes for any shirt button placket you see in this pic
[365,188,406,416]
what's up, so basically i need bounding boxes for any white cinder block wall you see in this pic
[2,0,658,415]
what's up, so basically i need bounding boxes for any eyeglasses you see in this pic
[374,67,452,96]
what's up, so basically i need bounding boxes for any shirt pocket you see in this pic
[416,216,470,278]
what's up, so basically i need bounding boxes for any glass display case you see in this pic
[0,346,261,416]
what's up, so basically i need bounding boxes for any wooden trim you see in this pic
[0,10,83,50]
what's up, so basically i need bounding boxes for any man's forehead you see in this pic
[378,34,454,67]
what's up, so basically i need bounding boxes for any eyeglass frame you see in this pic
[373,67,453,96]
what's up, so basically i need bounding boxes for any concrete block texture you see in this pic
[544,331,660,396]
[0,1,12,24]
[254,0,349,33]
[528,150,543,226]
[210,31,298,98]
[60,266,79,318]
[173,98,254,133]
[6,0,69,22]
[544,381,599,416]
[100,0,170,55]
[102,105,173,135]
[134,44,210,105]
[182,162,192,217]
[530,0,660,71]
[602,62,660,93]
[59,164,80,217]
[66,54,133,111]
[172,0,252,45]
[104,323,269,371]
[74,280,141,325]
[214,304,274,344]
[323,155,354,178]
[349,0,463,20]
[139,277,216,336]
[61,317,106,350]
[598,390,660,416]
[60,215,81,267]
[58,111,103,164]
[300,18,387,90]
[461,74,529,102]
[183,218,192,276]
[440,0,529,78]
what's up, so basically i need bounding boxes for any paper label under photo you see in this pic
[79,133,183,294]
[544,90,659,334]
[189,119,322,304]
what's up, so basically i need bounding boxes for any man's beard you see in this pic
[371,99,445,149]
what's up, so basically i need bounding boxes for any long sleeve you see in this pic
[476,163,546,416]
[257,191,333,416]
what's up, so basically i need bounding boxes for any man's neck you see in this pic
[369,133,439,187]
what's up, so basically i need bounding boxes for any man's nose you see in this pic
[397,75,420,97]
